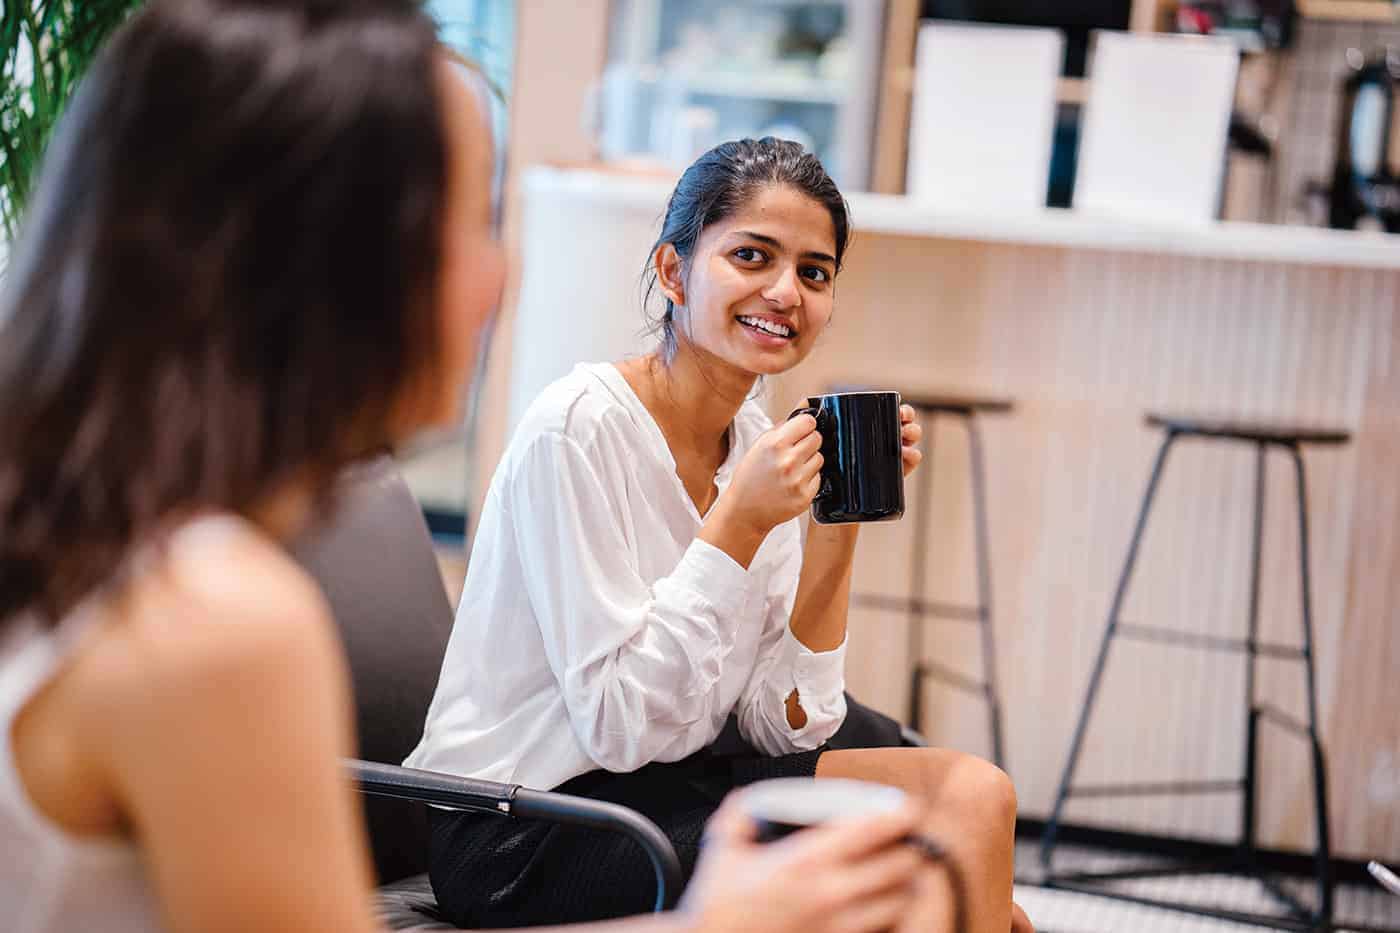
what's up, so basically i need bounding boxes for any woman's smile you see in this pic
[736,312,798,344]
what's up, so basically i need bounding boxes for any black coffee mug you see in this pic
[789,391,905,525]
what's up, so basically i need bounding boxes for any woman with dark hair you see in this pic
[0,4,931,932]
[412,138,1032,932]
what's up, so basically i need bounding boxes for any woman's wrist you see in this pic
[697,497,770,570]
[803,519,860,566]
[788,520,859,652]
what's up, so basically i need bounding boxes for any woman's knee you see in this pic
[921,751,1017,837]
[815,746,1017,837]
[968,755,1017,829]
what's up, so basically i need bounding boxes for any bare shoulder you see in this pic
[78,515,350,755]
[156,514,330,632]
[138,515,329,642]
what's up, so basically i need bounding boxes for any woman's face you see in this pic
[661,184,838,378]
[415,59,506,429]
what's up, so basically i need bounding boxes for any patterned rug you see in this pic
[1014,840,1400,932]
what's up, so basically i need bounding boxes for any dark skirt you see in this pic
[427,699,907,928]
[428,743,821,927]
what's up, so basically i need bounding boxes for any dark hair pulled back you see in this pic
[642,137,850,362]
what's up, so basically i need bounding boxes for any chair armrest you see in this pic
[346,759,683,912]
[350,758,519,813]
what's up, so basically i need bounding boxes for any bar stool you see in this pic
[848,390,1014,769]
[1040,413,1349,931]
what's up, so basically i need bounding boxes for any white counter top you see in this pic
[525,166,1400,272]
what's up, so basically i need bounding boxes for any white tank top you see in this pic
[0,614,159,932]
[0,517,248,931]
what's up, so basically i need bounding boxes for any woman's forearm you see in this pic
[697,496,769,570]
[787,522,860,652]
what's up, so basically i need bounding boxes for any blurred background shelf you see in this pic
[602,0,883,187]
[674,73,845,104]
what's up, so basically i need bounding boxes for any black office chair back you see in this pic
[292,456,455,884]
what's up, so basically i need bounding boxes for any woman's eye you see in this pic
[733,247,764,263]
[801,266,831,284]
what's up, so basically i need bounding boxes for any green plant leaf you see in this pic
[0,0,146,238]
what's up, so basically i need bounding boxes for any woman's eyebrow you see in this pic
[732,230,835,264]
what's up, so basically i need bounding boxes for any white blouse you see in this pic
[407,363,847,790]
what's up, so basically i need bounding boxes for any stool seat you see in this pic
[905,392,1014,415]
[1145,413,1351,446]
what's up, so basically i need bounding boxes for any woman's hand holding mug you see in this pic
[699,415,824,567]
[700,395,920,566]
[680,792,926,933]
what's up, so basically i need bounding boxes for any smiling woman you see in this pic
[408,136,1029,932]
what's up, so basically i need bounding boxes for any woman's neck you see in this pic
[624,345,756,463]
[248,474,318,542]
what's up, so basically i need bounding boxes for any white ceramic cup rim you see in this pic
[808,390,902,400]
[740,777,908,828]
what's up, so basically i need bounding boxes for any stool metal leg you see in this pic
[907,416,937,732]
[967,416,1006,770]
[1290,443,1334,924]
[1038,433,1341,930]
[1040,429,1178,868]
[1242,443,1267,859]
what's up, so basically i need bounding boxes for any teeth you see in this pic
[739,316,793,338]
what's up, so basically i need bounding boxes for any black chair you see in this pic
[1040,414,1349,931]
[291,456,682,930]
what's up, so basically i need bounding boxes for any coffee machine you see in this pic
[1329,48,1400,233]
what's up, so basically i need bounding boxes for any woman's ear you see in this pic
[653,243,685,307]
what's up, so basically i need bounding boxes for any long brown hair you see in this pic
[0,0,449,625]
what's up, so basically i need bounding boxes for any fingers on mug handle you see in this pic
[782,409,821,445]
[797,427,824,458]
[834,844,925,901]
[703,797,758,849]
[788,406,820,432]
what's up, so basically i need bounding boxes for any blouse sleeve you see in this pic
[508,431,754,772]
[733,520,847,755]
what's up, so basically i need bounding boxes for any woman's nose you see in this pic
[762,266,802,309]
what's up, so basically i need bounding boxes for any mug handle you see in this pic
[787,406,834,501]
